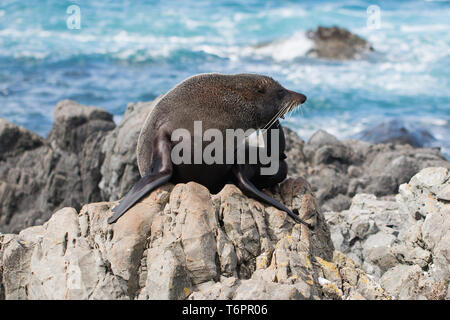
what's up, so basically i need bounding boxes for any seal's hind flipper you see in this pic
[232,165,311,228]
[107,133,173,224]
[107,172,171,224]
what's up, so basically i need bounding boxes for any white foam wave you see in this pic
[246,32,313,61]
[259,7,307,18]
[400,24,449,32]
[13,51,48,59]
[196,31,313,62]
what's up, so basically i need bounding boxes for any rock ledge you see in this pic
[0,177,389,300]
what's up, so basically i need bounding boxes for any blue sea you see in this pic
[0,0,449,156]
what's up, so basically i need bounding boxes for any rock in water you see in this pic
[0,177,390,300]
[356,119,436,148]
[306,26,374,60]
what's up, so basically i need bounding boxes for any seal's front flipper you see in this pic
[232,165,311,228]
[107,134,173,224]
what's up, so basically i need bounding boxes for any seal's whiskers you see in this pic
[262,98,304,132]
[263,104,289,130]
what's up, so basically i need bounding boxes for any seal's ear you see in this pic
[107,134,173,224]
[256,83,266,94]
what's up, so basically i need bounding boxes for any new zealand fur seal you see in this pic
[107,73,309,227]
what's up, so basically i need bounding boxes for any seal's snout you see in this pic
[296,92,307,104]
[299,93,307,104]
[286,89,306,104]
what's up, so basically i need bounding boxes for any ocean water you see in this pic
[0,0,449,156]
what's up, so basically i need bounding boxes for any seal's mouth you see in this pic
[279,97,305,119]
[263,91,307,130]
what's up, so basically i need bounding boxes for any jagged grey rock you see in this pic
[0,177,390,300]
[324,193,407,279]
[2,98,449,232]
[0,100,116,233]
[392,167,449,299]
[0,99,160,233]
[325,167,450,299]
[2,98,448,300]
[287,129,449,212]
[0,118,43,161]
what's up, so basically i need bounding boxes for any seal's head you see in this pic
[157,73,306,132]
[212,73,307,129]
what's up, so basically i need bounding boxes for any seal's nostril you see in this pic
[300,94,307,103]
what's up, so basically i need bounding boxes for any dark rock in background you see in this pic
[0,119,43,161]
[356,119,436,148]
[285,128,449,212]
[306,26,374,60]
[0,100,116,233]
[0,99,156,233]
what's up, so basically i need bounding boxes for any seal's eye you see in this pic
[256,86,266,94]
[277,89,286,99]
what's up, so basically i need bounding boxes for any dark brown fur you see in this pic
[137,73,305,193]
[108,73,308,225]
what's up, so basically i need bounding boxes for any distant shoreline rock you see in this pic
[250,25,374,61]
[355,119,436,148]
[306,26,374,60]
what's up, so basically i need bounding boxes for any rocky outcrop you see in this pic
[0,101,116,233]
[1,99,449,233]
[0,119,43,161]
[325,167,450,299]
[2,167,448,300]
[0,176,391,300]
[306,26,374,60]
[286,129,449,212]
[1,98,448,300]
[0,100,157,233]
